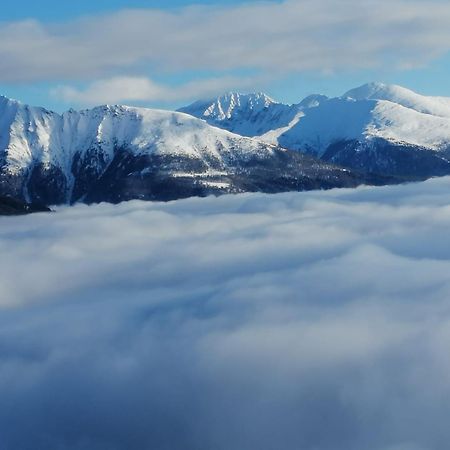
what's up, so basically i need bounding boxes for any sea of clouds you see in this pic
[2,178,450,449]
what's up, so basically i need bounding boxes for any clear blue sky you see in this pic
[0,0,261,22]
[0,0,449,111]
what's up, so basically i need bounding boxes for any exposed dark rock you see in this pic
[321,139,450,180]
[83,147,395,204]
[27,163,68,205]
[0,195,50,216]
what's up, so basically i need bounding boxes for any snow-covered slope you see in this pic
[0,98,279,203]
[0,96,66,174]
[181,84,450,178]
[0,96,369,206]
[178,92,305,137]
[274,84,450,177]
[344,82,450,118]
[271,85,450,177]
[181,84,450,154]
[273,96,450,155]
[1,99,272,171]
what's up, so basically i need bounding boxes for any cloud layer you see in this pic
[2,0,450,103]
[2,178,450,449]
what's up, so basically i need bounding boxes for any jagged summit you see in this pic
[179,92,277,121]
[210,92,277,117]
[179,91,299,137]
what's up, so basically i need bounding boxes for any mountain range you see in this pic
[181,83,450,179]
[1,82,450,212]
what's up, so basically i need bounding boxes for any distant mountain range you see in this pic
[181,83,450,179]
[1,82,450,212]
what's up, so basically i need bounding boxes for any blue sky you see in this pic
[1,0,450,111]
[0,0,254,21]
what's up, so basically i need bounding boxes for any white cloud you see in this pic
[3,178,450,448]
[0,0,450,83]
[51,75,260,105]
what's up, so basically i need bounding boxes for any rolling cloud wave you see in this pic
[2,178,450,449]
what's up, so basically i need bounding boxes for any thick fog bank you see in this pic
[1,179,450,450]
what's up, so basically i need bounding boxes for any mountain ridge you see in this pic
[178,92,304,137]
[0,96,377,208]
[180,83,450,179]
[2,82,450,211]
[181,83,450,149]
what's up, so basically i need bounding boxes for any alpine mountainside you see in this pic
[181,83,450,179]
[0,96,375,209]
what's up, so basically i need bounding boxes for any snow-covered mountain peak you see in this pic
[0,95,57,118]
[261,84,450,155]
[0,96,284,178]
[220,91,276,109]
[344,82,395,100]
[182,92,277,122]
[343,82,436,109]
[344,82,450,118]
[0,95,22,108]
[296,94,329,109]
[179,92,301,137]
